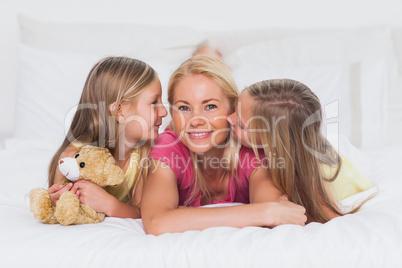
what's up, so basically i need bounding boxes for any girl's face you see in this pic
[171,74,232,154]
[120,79,167,146]
[228,90,261,148]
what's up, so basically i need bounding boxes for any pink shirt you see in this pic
[149,128,264,207]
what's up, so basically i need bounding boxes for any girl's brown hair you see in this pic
[48,56,158,204]
[246,79,366,223]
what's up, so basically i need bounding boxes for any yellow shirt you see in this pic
[321,155,372,201]
[105,150,139,204]
[71,143,139,204]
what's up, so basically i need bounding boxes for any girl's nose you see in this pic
[159,105,168,118]
[227,113,235,125]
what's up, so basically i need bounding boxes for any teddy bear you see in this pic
[29,145,124,226]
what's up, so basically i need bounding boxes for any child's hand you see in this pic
[263,195,307,227]
[47,183,79,206]
[74,180,115,215]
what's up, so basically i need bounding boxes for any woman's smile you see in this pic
[186,130,213,139]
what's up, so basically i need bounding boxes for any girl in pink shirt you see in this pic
[141,55,306,235]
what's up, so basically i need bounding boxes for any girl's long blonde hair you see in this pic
[246,79,365,223]
[48,56,158,204]
[168,55,241,206]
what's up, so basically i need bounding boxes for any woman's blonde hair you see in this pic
[168,55,241,206]
[48,56,158,204]
[246,79,366,223]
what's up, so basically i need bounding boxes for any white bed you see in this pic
[1,14,402,267]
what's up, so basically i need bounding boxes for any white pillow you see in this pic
[16,15,204,140]
[232,60,390,149]
[225,26,399,149]
[14,45,100,142]
[358,58,389,149]
[208,28,333,56]
[231,64,354,143]
[225,26,398,69]
[14,44,175,142]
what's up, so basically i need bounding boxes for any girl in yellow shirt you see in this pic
[228,78,372,223]
[47,57,167,219]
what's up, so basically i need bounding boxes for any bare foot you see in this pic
[192,43,222,58]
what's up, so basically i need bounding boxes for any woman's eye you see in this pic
[206,104,217,110]
[178,106,189,111]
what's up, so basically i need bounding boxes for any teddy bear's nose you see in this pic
[59,160,64,164]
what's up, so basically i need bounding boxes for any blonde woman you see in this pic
[141,56,307,235]
[47,56,167,219]
[228,79,373,223]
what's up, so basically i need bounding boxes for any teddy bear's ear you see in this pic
[103,157,125,186]
[77,145,124,187]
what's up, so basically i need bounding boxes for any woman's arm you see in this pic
[249,167,283,203]
[141,160,307,236]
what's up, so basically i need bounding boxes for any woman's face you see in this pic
[228,90,262,148]
[171,74,232,154]
[120,79,167,146]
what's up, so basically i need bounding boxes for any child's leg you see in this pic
[192,43,222,58]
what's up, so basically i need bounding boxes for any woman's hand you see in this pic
[74,180,116,215]
[261,195,307,227]
[47,183,79,207]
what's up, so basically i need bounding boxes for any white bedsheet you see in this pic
[0,142,401,267]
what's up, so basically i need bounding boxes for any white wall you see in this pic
[2,0,402,137]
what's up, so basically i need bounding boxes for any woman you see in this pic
[141,55,306,235]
